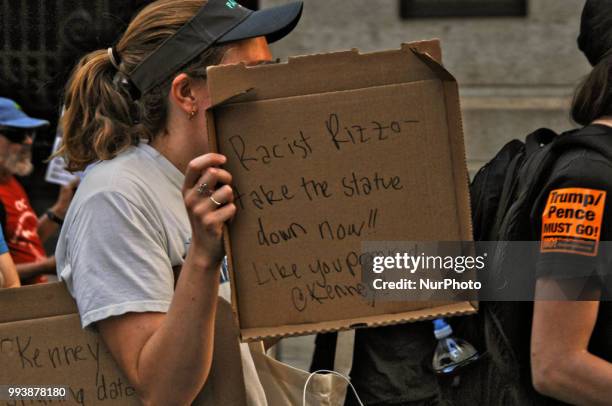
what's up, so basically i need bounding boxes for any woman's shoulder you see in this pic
[72,172,134,208]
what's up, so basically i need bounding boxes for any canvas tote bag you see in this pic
[248,330,362,406]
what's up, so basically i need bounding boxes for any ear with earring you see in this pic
[189,107,198,120]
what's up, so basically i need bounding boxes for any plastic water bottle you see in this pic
[432,318,480,379]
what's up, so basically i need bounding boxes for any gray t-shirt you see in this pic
[56,142,189,327]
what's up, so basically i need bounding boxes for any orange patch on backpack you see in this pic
[540,188,606,256]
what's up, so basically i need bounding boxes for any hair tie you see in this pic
[107,46,121,70]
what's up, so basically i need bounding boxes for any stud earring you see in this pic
[189,108,198,120]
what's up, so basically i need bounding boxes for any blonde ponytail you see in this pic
[59,0,226,171]
[60,50,138,171]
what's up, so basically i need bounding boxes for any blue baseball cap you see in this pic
[0,98,49,129]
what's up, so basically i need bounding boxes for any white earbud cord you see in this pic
[302,369,365,406]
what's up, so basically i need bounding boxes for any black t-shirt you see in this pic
[532,124,612,363]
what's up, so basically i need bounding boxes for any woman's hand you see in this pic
[182,153,236,267]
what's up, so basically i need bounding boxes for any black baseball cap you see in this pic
[130,0,303,96]
[577,0,612,66]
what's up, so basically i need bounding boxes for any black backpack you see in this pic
[443,128,557,406]
[468,128,560,405]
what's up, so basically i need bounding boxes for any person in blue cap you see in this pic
[56,0,302,404]
[0,97,77,284]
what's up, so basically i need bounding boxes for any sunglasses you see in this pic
[0,127,36,144]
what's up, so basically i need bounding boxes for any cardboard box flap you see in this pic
[207,39,447,106]
[411,49,456,82]
[442,80,472,242]
[207,85,254,109]
[0,282,77,324]
[401,40,442,64]
[411,49,473,242]
[241,301,475,342]
[412,47,471,242]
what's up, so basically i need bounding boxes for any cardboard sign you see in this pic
[540,187,606,256]
[45,135,79,186]
[206,40,476,341]
[0,283,246,405]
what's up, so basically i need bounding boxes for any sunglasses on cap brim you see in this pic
[0,127,36,144]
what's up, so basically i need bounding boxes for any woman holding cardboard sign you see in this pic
[55,0,302,404]
[529,1,612,404]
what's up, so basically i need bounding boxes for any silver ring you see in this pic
[197,183,210,196]
[209,196,223,206]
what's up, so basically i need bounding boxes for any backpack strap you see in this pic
[488,151,524,240]
[492,128,559,241]
[471,139,524,241]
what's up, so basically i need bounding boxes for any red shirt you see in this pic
[0,176,45,264]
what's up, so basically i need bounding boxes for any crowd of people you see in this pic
[0,97,78,288]
[1,0,611,405]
